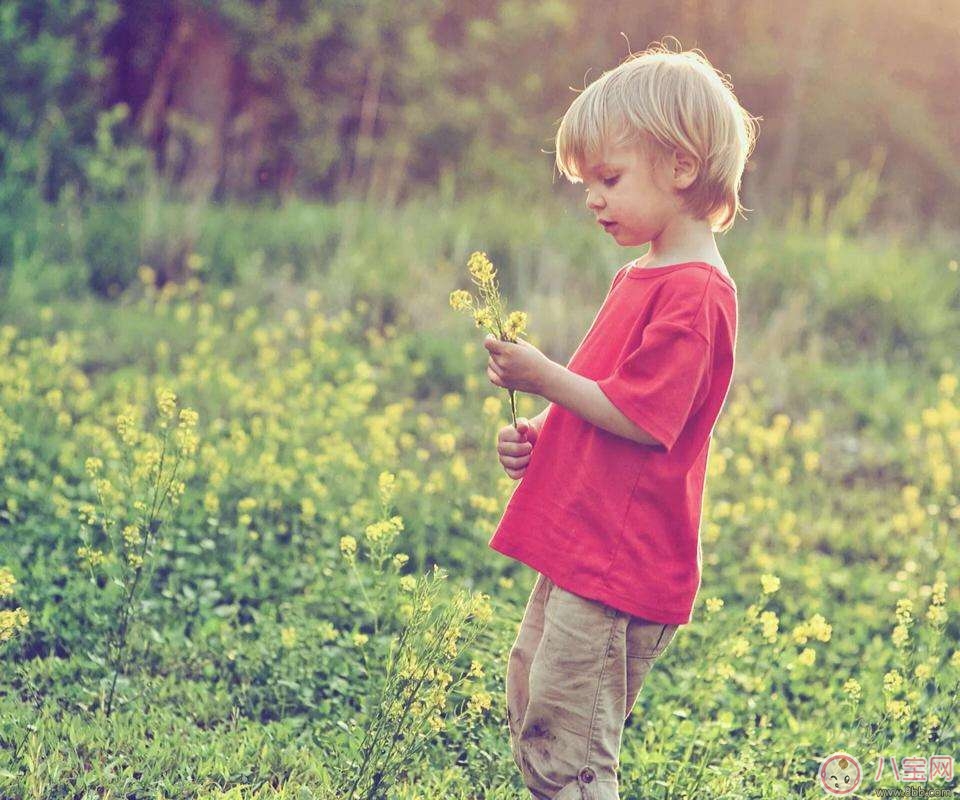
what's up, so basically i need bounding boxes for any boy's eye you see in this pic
[602,176,619,187]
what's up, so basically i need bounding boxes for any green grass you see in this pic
[0,196,958,798]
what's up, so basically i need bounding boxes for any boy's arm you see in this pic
[538,363,663,449]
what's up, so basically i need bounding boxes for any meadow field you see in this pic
[0,189,958,798]
[2,1,960,796]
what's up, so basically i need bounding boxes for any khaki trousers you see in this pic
[505,572,679,799]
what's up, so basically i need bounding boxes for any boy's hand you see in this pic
[497,417,539,480]
[483,334,555,395]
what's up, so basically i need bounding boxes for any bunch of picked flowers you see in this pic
[450,251,528,428]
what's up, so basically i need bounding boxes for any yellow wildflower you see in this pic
[482,396,503,417]
[300,497,317,522]
[797,647,816,666]
[791,623,809,645]
[886,699,910,722]
[449,290,473,311]
[364,516,403,544]
[0,567,17,597]
[938,373,957,397]
[450,455,469,483]
[116,408,139,445]
[0,608,29,642]
[122,525,142,548]
[175,425,198,456]
[891,624,909,648]
[77,546,106,568]
[433,432,456,454]
[441,393,462,412]
[469,494,499,514]
[923,713,941,739]
[353,632,369,647]
[467,690,492,715]
[469,593,493,624]
[399,575,417,593]
[760,574,781,594]
[281,627,297,649]
[204,492,220,514]
[378,471,396,506]
[505,310,528,341]
[759,610,779,643]
[467,251,496,284]
[895,598,913,625]
[883,670,904,693]
[444,635,459,659]
[317,621,338,642]
[340,535,357,561]
[731,637,750,658]
[0,568,16,598]
[930,579,947,604]
[705,597,724,613]
[807,613,832,642]
[155,387,177,420]
[473,307,494,329]
[842,678,862,701]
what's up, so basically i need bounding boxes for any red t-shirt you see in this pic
[488,260,738,625]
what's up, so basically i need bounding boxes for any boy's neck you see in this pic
[634,213,723,270]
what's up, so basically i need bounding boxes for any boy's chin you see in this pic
[612,230,645,246]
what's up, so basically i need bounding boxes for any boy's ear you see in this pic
[671,148,700,190]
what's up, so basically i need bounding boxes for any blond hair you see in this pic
[555,40,760,233]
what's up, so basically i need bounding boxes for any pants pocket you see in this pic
[625,618,678,661]
[550,768,619,799]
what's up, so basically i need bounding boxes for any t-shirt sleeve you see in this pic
[596,320,712,453]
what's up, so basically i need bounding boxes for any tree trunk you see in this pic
[760,2,827,215]
[168,8,233,200]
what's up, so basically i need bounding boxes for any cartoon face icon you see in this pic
[819,752,863,795]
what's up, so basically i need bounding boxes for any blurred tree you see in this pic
[0,0,122,293]
[0,0,119,202]
[1,0,958,232]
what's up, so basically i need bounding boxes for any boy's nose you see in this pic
[585,188,604,211]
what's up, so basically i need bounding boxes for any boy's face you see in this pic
[583,141,690,247]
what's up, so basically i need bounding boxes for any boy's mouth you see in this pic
[599,220,617,231]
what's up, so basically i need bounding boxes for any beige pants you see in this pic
[506,572,679,799]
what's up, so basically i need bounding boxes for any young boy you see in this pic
[481,44,759,799]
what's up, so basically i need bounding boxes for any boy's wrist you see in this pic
[537,360,565,404]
